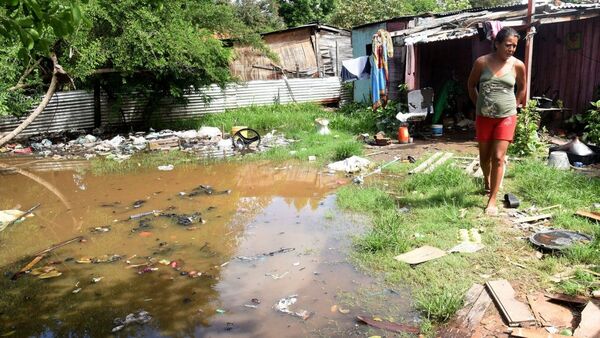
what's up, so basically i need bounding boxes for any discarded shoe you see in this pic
[504,193,520,208]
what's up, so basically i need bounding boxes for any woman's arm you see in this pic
[514,59,527,107]
[467,57,484,106]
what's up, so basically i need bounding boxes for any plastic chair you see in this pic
[396,87,434,123]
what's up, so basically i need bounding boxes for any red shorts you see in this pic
[475,115,517,142]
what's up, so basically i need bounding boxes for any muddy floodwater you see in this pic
[0,159,414,337]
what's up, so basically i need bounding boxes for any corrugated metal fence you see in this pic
[1,77,347,137]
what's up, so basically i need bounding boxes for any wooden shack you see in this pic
[230,24,352,81]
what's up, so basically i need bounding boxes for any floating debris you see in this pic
[112,310,152,332]
[274,295,312,320]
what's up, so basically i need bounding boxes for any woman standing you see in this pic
[467,27,527,215]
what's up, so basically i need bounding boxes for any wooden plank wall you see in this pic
[532,15,600,117]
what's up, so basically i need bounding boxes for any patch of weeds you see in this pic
[507,159,600,209]
[324,210,335,220]
[354,212,411,254]
[557,269,596,296]
[415,287,464,322]
[332,141,363,161]
[336,186,396,213]
[563,240,600,265]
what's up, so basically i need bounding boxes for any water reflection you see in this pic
[1,161,410,337]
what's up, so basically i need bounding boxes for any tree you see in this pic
[0,0,82,146]
[277,0,336,27]
[233,0,285,34]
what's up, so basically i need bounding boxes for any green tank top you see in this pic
[476,66,517,118]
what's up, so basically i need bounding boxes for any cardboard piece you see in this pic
[486,280,536,327]
[393,245,447,265]
[574,301,600,338]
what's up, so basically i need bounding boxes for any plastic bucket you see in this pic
[231,126,248,137]
[398,126,410,143]
[431,124,443,137]
[547,151,570,170]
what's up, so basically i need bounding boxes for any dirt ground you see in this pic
[361,129,479,164]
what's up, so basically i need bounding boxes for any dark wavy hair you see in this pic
[494,27,520,50]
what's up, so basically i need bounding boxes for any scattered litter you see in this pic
[266,271,289,280]
[356,315,419,334]
[0,204,40,232]
[112,310,152,332]
[394,245,447,265]
[327,156,371,173]
[338,308,350,314]
[128,210,161,220]
[308,155,317,161]
[244,304,258,309]
[314,118,331,135]
[90,226,111,234]
[72,288,82,294]
[529,230,593,250]
[449,228,484,253]
[274,295,312,320]
[216,309,226,314]
[92,277,104,283]
[157,164,174,171]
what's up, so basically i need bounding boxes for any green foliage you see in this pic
[277,0,335,27]
[0,0,83,59]
[509,100,546,157]
[416,287,464,322]
[333,141,362,161]
[333,101,404,136]
[234,0,285,33]
[580,100,600,145]
[329,0,467,29]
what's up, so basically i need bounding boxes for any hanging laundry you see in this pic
[371,29,394,111]
[340,56,371,82]
[483,21,504,40]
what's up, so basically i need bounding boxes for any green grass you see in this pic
[91,103,368,173]
[337,157,600,326]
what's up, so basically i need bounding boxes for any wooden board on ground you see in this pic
[424,152,453,173]
[409,152,443,174]
[486,279,536,327]
[508,327,584,338]
[464,286,493,330]
[514,214,553,224]
[544,292,589,305]
[356,315,420,334]
[574,300,600,338]
[148,137,180,151]
[575,210,600,222]
[393,245,447,265]
[527,293,574,328]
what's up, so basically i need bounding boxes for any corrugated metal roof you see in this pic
[389,1,600,45]
[261,23,350,37]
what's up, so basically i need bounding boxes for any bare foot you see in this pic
[485,206,498,216]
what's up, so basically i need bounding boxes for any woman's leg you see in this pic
[486,140,511,214]
[478,141,493,193]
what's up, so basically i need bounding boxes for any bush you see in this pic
[509,100,546,157]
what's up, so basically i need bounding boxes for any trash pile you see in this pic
[0,127,290,161]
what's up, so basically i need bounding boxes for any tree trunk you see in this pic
[0,54,62,147]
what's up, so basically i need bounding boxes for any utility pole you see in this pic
[523,0,534,102]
